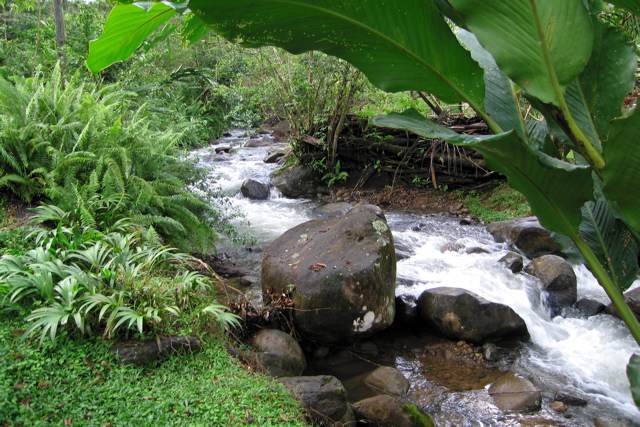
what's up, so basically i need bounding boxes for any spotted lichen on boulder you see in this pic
[261,205,396,344]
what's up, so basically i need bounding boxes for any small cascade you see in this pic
[192,131,640,425]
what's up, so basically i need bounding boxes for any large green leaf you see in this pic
[372,109,593,235]
[457,30,526,141]
[565,19,637,145]
[602,108,640,233]
[448,0,593,106]
[188,0,485,107]
[580,198,640,291]
[611,0,640,16]
[87,2,179,73]
[628,353,640,408]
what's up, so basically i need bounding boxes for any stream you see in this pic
[192,130,640,426]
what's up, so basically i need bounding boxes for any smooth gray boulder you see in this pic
[250,329,306,374]
[270,165,321,198]
[261,205,396,344]
[524,255,577,317]
[487,217,562,258]
[241,179,270,200]
[417,287,528,343]
[488,372,541,412]
[363,366,410,396]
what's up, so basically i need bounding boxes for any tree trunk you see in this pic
[52,0,66,60]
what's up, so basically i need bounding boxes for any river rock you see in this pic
[487,217,563,258]
[241,178,270,200]
[594,417,633,427]
[352,395,434,427]
[364,366,410,396]
[499,252,524,273]
[263,150,286,163]
[110,336,201,365]
[227,345,305,377]
[488,372,541,412]
[314,201,354,217]
[278,375,351,424]
[270,165,321,198]
[244,138,270,147]
[272,119,292,141]
[604,287,640,322]
[417,287,528,343]
[261,205,396,344]
[250,329,307,374]
[524,255,577,317]
[575,297,606,317]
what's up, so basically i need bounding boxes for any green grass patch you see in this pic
[0,314,308,426]
[461,183,532,223]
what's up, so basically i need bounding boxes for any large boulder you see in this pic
[487,217,563,259]
[417,287,528,343]
[524,255,577,317]
[278,375,352,424]
[261,205,396,344]
[352,395,434,427]
[241,179,270,200]
[605,287,640,322]
[270,165,321,198]
[488,372,541,412]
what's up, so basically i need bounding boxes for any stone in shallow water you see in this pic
[488,372,541,412]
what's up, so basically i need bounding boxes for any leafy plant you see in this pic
[0,206,239,344]
[86,0,640,406]
[322,160,348,187]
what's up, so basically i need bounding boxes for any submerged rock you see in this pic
[417,287,528,343]
[488,372,541,412]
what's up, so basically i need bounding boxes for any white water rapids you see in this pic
[192,130,640,424]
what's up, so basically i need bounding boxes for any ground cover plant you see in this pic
[87,0,640,407]
[0,314,307,425]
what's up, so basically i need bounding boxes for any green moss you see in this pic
[401,403,435,427]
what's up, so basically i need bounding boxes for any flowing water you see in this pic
[193,130,640,426]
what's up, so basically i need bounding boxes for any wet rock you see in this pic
[417,287,529,343]
[487,217,563,258]
[313,201,354,217]
[261,205,396,344]
[524,255,577,317]
[363,366,410,396]
[278,375,349,424]
[226,275,258,288]
[499,252,524,273]
[210,265,252,278]
[604,287,640,322]
[352,395,434,427]
[263,150,286,163]
[110,336,201,365]
[214,145,231,153]
[554,392,587,407]
[241,179,270,200]
[465,246,490,255]
[549,400,568,413]
[575,297,606,317]
[250,329,307,375]
[488,372,541,412]
[440,241,465,253]
[244,138,270,147]
[270,165,321,198]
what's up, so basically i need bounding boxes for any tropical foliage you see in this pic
[0,204,238,344]
[86,0,640,406]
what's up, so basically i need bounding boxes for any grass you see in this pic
[0,313,308,426]
[459,183,532,223]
